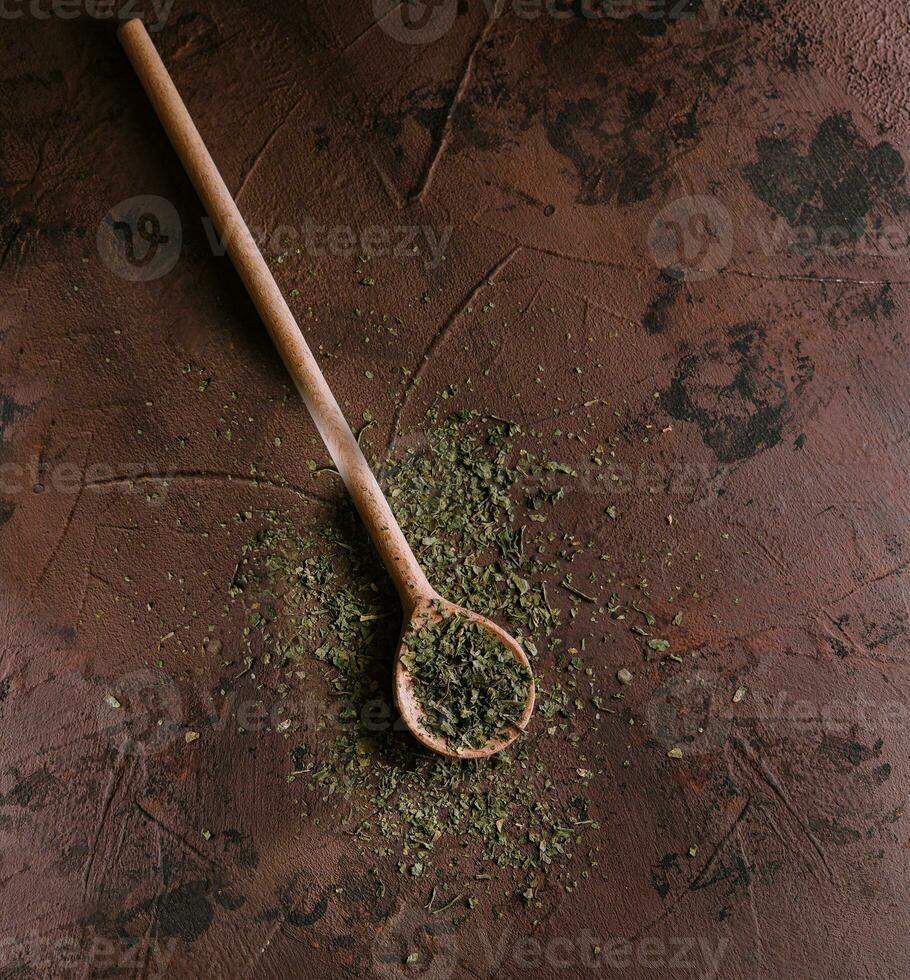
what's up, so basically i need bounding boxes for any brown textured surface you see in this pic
[1,2,909,978]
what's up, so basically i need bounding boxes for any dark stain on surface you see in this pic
[737,0,772,22]
[213,888,247,912]
[542,49,707,206]
[650,852,680,898]
[544,79,695,205]
[874,763,892,784]
[545,94,661,205]
[223,828,259,869]
[670,95,702,143]
[856,283,895,320]
[313,126,330,153]
[643,270,683,334]
[287,889,329,928]
[829,636,849,659]
[373,82,462,162]
[2,768,59,809]
[819,736,883,773]
[691,853,753,894]
[781,28,808,71]
[156,881,215,942]
[270,873,331,928]
[627,88,658,123]
[650,869,671,899]
[412,84,457,145]
[451,101,502,151]
[0,390,34,488]
[846,738,884,766]
[111,876,243,944]
[0,503,14,528]
[743,113,907,241]
[660,323,813,463]
[0,187,83,271]
[863,619,905,650]
[809,816,861,846]
[0,394,28,446]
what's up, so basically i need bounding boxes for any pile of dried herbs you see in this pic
[228,407,602,899]
[400,612,532,750]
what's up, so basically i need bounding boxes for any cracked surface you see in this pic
[1,2,909,978]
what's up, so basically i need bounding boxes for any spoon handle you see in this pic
[118,18,432,607]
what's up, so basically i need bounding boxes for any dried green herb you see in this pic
[401,614,532,749]
[228,408,597,890]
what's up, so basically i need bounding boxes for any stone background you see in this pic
[0,1,908,977]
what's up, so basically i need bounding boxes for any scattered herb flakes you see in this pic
[103,694,121,710]
[733,686,747,703]
[228,410,604,893]
[667,747,683,760]
[616,668,633,686]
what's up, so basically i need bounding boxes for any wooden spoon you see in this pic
[118,19,535,759]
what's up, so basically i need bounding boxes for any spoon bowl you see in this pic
[393,596,536,759]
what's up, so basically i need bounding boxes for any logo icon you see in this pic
[645,667,733,756]
[372,904,459,980]
[97,195,182,282]
[373,0,459,45]
[96,668,183,757]
[647,195,732,281]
